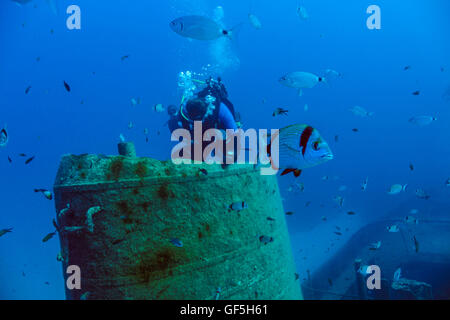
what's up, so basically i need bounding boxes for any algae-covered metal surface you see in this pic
[53,153,302,300]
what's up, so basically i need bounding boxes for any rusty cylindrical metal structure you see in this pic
[53,149,302,300]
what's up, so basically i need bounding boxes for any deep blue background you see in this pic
[0,0,449,299]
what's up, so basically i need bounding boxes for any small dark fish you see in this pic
[335,226,341,230]
[44,282,50,285]
[229,201,248,212]
[347,211,356,215]
[25,156,35,164]
[112,238,125,245]
[352,128,359,132]
[19,153,27,157]
[285,211,294,216]
[321,216,327,221]
[409,163,414,171]
[412,90,420,96]
[334,231,342,236]
[25,86,32,94]
[413,236,419,253]
[294,273,299,280]
[441,67,445,72]
[403,66,411,71]
[22,271,26,277]
[80,292,91,300]
[0,228,13,238]
[334,135,339,143]
[305,201,311,207]
[259,235,274,244]
[63,81,71,92]
[34,189,52,200]
[169,238,183,248]
[121,55,129,61]
[42,232,56,243]
[328,278,333,286]
[267,217,275,221]
[199,168,208,176]
[8,156,12,163]
[272,107,289,117]
[52,219,59,231]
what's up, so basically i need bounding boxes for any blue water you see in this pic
[1,0,449,299]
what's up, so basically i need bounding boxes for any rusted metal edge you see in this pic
[54,165,261,193]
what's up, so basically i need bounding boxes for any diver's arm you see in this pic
[218,103,237,130]
[221,98,236,120]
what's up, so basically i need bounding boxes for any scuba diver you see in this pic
[167,77,239,135]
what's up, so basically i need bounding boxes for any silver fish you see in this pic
[248,14,262,29]
[288,182,305,193]
[0,126,8,147]
[415,188,430,200]
[361,177,369,191]
[388,184,407,195]
[259,235,274,244]
[409,116,437,126]
[229,201,248,212]
[387,225,399,233]
[279,72,324,96]
[296,5,309,20]
[349,106,374,117]
[393,268,402,282]
[154,103,165,113]
[324,69,342,79]
[333,195,344,208]
[405,216,418,225]
[170,15,235,41]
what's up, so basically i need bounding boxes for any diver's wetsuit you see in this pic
[168,102,237,134]
[167,79,238,162]
[168,77,238,134]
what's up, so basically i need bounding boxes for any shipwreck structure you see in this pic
[53,143,302,300]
